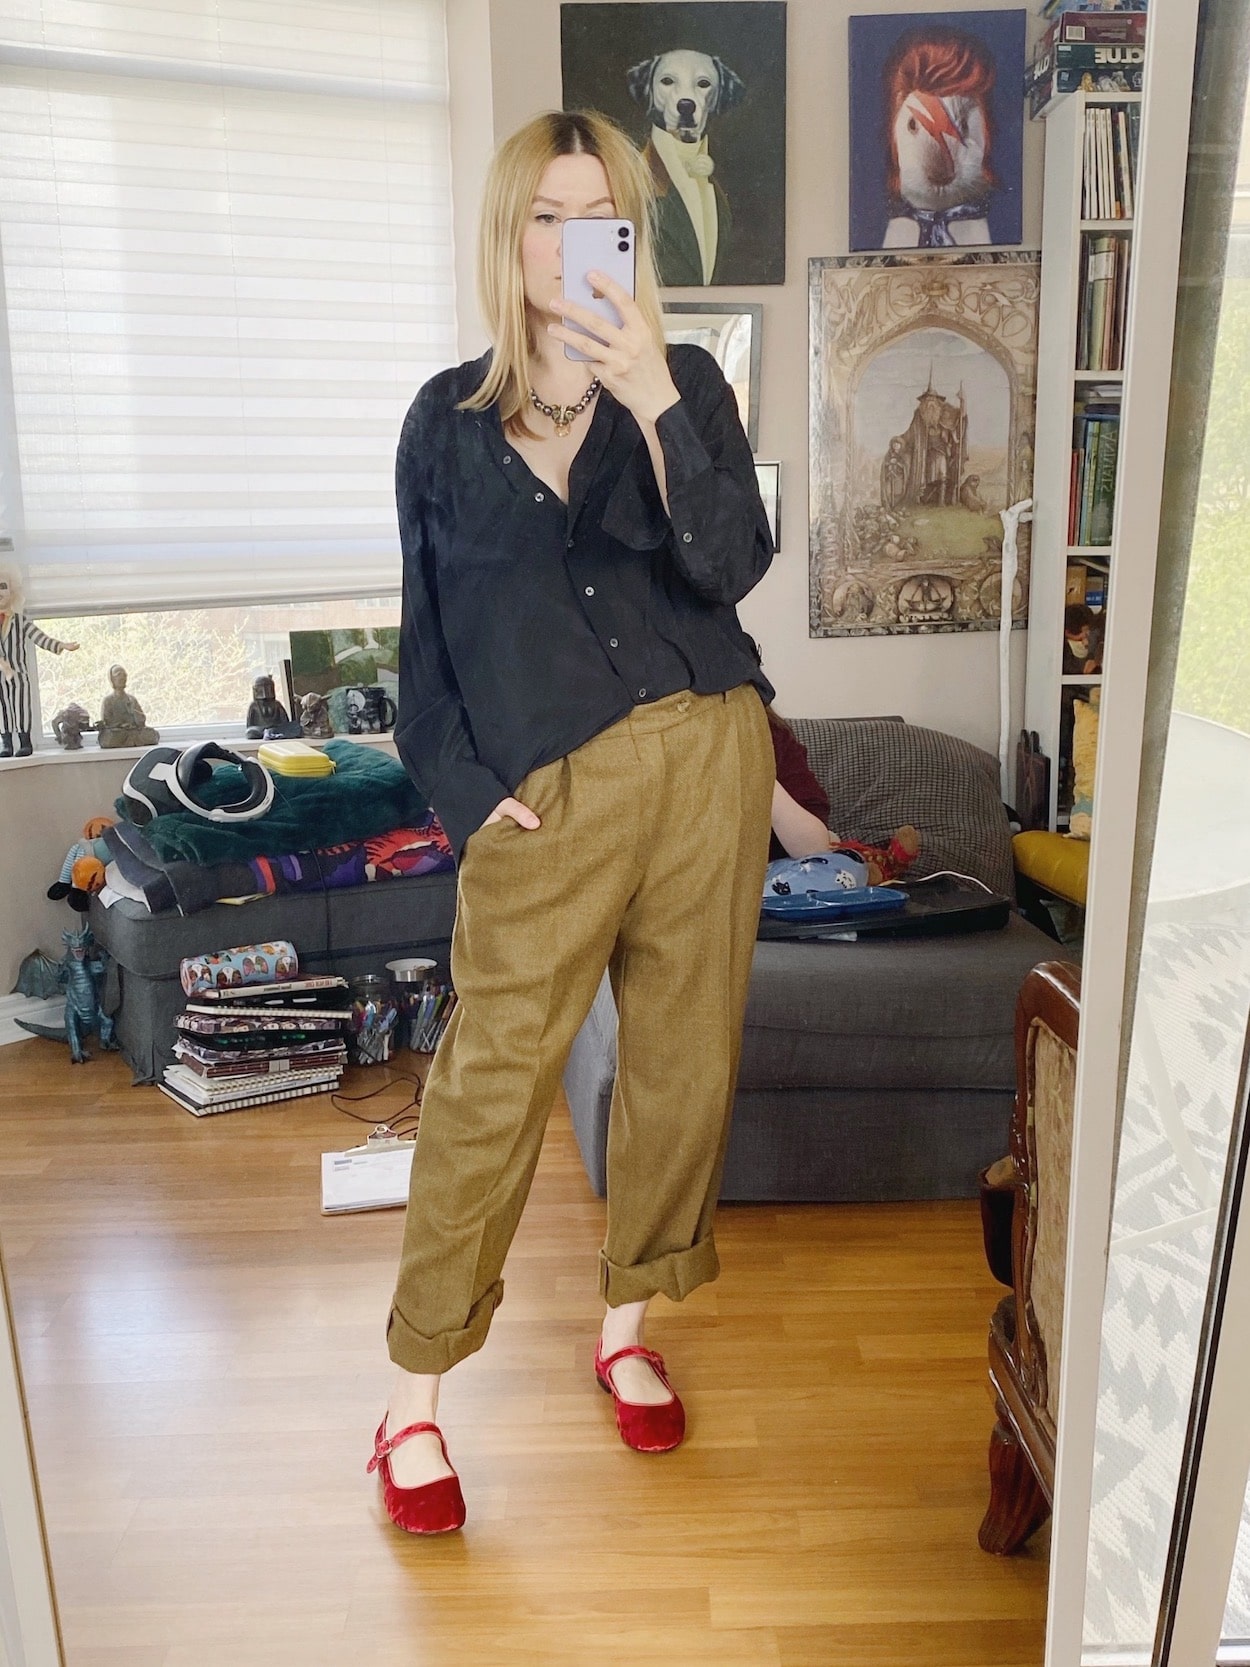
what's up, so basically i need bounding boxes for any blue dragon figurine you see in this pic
[16,925,118,1065]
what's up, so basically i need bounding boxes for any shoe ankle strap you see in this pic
[597,1342,671,1391]
[368,1419,449,1473]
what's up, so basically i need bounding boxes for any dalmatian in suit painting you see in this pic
[627,49,745,286]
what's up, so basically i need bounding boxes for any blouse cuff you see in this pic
[654,398,714,494]
[433,759,511,866]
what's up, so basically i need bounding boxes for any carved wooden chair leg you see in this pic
[978,1404,1052,1554]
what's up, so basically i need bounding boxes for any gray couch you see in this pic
[563,717,1064,1204]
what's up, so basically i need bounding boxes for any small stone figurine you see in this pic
[298,690,334,739]
[97,663,159,749]
[50,702,95,749]
[245,673,300,739]
[0,558,80,757]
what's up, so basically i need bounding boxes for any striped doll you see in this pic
[0,561,78,757]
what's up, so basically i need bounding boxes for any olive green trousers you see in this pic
[387,683,774,1375]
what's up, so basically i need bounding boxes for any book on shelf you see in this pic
[1079,104,1139,220]
[1077,235,1132,371]
[1070,400,1121,548]
[160,1076,342,1119]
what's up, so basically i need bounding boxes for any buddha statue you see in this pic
[97,664,158,749]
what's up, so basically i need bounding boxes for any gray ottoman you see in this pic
[562,913,1064,1203]
[89,874,458,1083]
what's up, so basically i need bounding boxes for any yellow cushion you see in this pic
[1068,689,1100,840]
[1013,830,1090,907]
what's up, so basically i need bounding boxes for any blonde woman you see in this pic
[370,110,775,1534]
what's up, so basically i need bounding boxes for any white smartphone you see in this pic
[560,217,636,362]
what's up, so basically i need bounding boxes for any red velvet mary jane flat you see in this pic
[594,1341,686,1454]
[367,1419,466,1534]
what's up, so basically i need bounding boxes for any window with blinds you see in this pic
[0,1,454,615]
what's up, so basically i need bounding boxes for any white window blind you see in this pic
[0,1,454,615]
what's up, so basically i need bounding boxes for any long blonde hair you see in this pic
[461,110,667,440]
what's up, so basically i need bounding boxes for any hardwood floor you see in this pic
[0,1041,1048,1666]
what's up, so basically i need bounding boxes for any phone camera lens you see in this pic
[618,227,629,238]
[617,241,629,252]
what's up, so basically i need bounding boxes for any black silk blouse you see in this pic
[393,342,775,862]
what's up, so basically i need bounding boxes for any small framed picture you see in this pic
[754,461,781,549]
[662,301,762,451]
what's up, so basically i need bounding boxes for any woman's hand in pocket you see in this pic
[482,796,541,831]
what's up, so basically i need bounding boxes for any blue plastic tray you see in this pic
[759,886,909,924]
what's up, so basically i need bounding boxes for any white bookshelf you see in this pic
[1024,90,1140,830]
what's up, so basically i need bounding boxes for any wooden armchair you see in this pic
[977,958,1081,1555]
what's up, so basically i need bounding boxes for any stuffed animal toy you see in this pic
[48,817,115,912]
[830,825,921,886]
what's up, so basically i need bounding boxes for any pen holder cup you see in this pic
[386,962,457,1056]
[347,973,399,1067]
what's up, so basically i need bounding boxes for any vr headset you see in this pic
[121,742,275,827]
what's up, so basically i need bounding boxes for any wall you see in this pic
[476,0,1044,741]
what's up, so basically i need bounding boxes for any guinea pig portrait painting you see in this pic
[848,10,1026,253]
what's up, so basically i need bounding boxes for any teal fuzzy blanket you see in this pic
[117,741,430,864]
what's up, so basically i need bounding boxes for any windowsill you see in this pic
[0,731,397,772]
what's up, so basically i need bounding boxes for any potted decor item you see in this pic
[0,557,80,757]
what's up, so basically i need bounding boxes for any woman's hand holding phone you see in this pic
[547,273,679,428]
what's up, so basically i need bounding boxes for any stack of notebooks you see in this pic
[1081,102,1140,221]
[1077,234,1132,372]
[1028,8,1147,119]
[162,975,351,1116]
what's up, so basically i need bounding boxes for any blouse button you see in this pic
[609,637,619,648]
[503,454,512,464]
[682,531,693,543]
[638,687,647,699]
[535,491,544,502]
[585,585,595,596]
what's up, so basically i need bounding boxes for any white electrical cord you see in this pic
[998,497,1034,802]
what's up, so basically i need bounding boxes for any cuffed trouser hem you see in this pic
[599,1236,720,1307]
[386,1279,503,1374]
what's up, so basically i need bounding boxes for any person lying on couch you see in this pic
[751,640,920,882]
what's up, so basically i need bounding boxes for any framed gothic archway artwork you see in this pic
[808,251,1039,637]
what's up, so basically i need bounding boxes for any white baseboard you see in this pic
[0,994,66,1048]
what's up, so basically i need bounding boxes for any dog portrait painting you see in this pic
[848,11,1026,253]
[561,3,786,286]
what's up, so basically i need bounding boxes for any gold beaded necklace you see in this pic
[528,376,602,439]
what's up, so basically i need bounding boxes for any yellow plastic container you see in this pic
[257,739,336,778]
